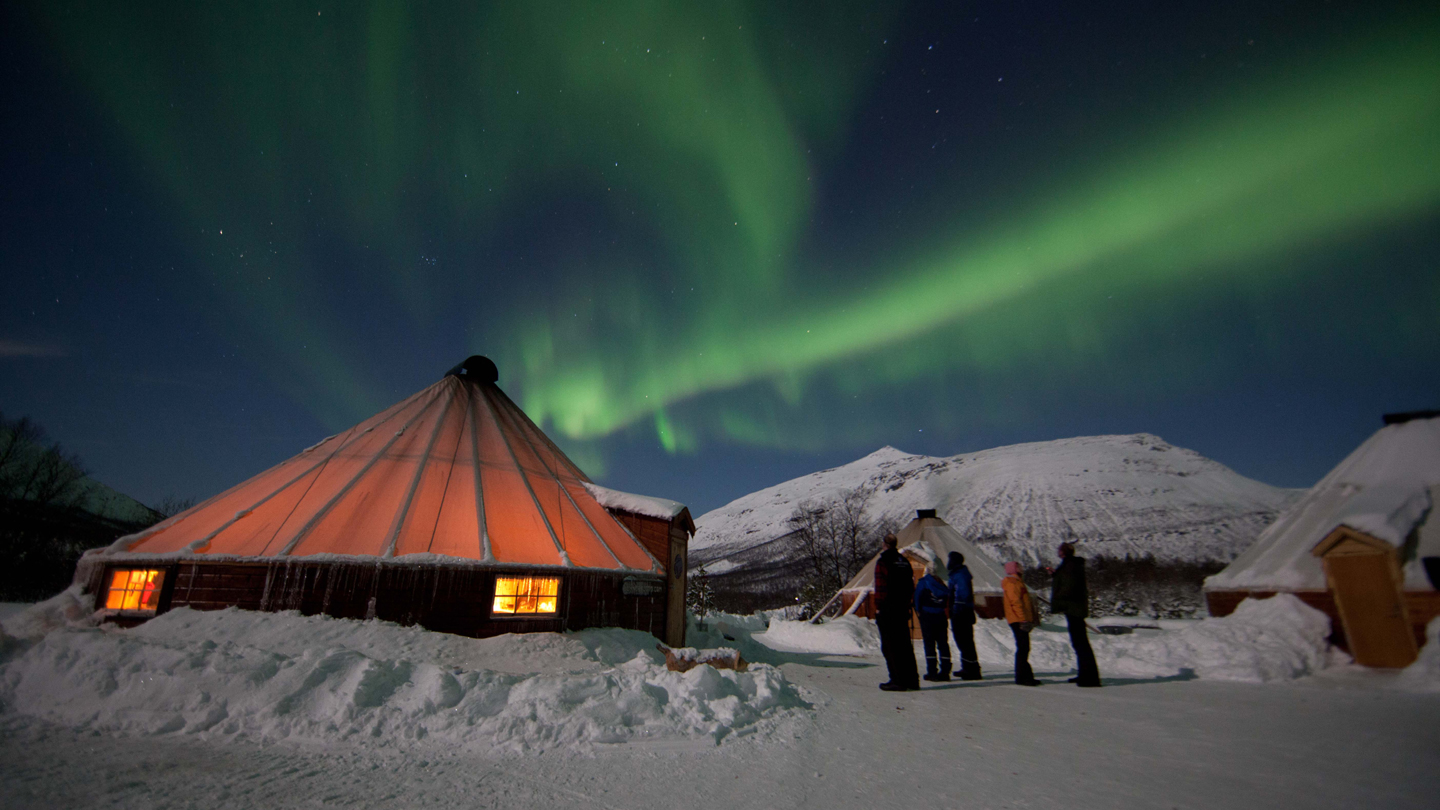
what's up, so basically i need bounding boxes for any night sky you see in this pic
[2,1,1437,516]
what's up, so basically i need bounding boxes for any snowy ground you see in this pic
[1,596,1437,809]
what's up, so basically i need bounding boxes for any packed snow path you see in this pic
[2,608,1437,808]
[2,657,1436,809]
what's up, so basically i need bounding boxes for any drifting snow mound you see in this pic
[1106,594,1332,681]
[754,616,881,655]
[692,436,1299,578]
[965,594,1333,682]
[1396,616,1440,693]
[0,608,812,752]
[0,585,96,640]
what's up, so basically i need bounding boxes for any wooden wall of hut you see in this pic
[78,557,669,640]
[606,510,690,647]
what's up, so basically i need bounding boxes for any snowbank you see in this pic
[967,594,1334,682]
[0,585,96,640]
[1395,616,1440,693]
[753,597,1432,687]
[753,616,881,655]
[744,595,1333,682]
[0,607,812,753]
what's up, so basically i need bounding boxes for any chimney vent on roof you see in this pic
[447,355,499,384]
[1382,409,1440,426]
[916,508,937,519]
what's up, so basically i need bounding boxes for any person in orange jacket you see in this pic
[1003,561,1042,686]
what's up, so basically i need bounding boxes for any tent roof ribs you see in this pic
[276,389,445,557]
[105,356,684,574]
[467,388,493,562]
[494,391,628,570]
[382,386,457,558]
[477,378,571,567]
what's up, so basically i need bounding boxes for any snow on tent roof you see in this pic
[103,357,662,573]
[583,483,692,527]
[1206,416,1440,592]
[838,513,1007,597]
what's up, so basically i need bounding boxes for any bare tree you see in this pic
[787,485,887,615]
[154,495,198,518]
[0,412,87,507]
[0,414,42,497]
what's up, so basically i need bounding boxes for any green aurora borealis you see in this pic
[12,1,1440,500]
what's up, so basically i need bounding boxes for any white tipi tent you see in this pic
[833,510,1008,628]
[1205,412,1440,666]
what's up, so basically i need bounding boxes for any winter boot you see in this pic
[959,663,982,681]
[880,681,918,692]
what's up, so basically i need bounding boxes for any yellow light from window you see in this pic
[105,568,165,612]
[492,576,559,615]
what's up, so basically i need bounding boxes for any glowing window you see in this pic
[104,568,166,613]
[492,575,560,616]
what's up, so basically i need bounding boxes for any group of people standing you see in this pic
[873,534,1102,691]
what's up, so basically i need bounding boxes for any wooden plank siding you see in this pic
[78,556,668,640]
[606,509,692,647]
[608,512,674,568]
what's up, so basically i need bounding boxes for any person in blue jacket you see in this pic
[947,551,983,681]
[914,559,952,681]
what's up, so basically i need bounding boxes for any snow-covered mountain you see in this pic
[691,434,1301,575]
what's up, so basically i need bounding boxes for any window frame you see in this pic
[102,566,172,615]
[490,574,562,618]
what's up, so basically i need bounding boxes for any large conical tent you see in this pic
[111,355,657,572]
[81,356,684,643]
[834,510,1007,620]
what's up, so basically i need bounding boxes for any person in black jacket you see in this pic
[1050,542,1101,687]
[874,533,920,691]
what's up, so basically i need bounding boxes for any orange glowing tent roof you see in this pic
[109,356,660,572]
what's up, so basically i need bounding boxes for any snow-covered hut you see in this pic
[1204,411,1440,667]
[835,509,1007,635]
[76,356,693,646]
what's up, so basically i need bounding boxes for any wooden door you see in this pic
[1326,552,1418,668]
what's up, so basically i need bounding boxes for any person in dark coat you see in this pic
[946,551,982,680]
[1050,542,1101,687]
[874,533,920,691]
[914,560,951,681]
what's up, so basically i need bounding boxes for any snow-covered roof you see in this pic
[839,513,1007,597]
[584,483,692,526]
[1206,416,1440,592]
